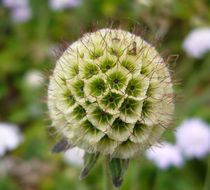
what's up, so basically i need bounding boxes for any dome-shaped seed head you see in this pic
[48,29,174,159]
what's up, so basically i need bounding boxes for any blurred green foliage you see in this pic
[0,0,210,190]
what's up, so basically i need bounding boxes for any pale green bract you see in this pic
[48,29,174,159]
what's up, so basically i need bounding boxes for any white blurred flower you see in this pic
[176,118,210,159]
[0,123,23,157]
[24,70,44,88]
[182,28,210,58]
[137,0,172,7]
[137,0,152,6]
[63,147,84,167]
[49,0,82,10]
[11,6,32,23]
[2,0,28,8]
[146,142,183,169]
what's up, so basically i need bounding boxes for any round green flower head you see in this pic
[48,28,174,159]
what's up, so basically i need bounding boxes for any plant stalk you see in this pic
[203,155,210,190]
[103,157,115,190]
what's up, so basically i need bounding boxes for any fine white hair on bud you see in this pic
[48,28,174,159]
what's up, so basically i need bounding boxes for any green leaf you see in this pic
[79,152,100,180]
[108,157,129,188]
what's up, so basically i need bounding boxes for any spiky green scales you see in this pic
[48,29,174,159]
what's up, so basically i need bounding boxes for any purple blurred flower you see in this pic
[2,0,28,8]
[2,0,32,23]
[11,6,32,23]
[176,118,210,159]
[183,28,210,58]
[146,142,183,169]
[49,0,82,10]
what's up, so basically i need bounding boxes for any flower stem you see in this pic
[203,155,210,190]
[103,158,115,190]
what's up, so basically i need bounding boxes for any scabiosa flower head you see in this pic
[0,123,23,157]
[63,147,85,167]
[176,118,210,159]
[146,142,183,169]
[48,28,174,158]
[48,28,174,187]
[182,28,210,58]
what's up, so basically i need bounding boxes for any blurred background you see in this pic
[0,0,210,190]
